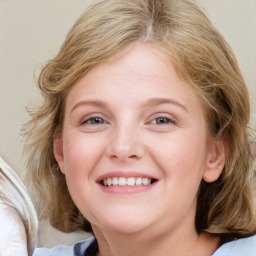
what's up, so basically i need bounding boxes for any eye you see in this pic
[151,117,174,125]
[82,117,106,125]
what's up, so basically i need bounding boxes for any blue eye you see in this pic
[83,117,105,125]
[152,117,173,125]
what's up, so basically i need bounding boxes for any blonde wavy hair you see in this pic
[23,0,256,238]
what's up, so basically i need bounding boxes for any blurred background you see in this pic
[0,0,256,247]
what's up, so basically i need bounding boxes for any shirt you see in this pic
[33,235,256,256]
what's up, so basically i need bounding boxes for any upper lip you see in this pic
[96,171,158,183]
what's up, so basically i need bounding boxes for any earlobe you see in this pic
[203,140,226,183]
[53,133,65,174]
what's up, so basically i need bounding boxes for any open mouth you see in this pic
[100,177,157,187]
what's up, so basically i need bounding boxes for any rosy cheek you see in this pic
[63,135,98,175]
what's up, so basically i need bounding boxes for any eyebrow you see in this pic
[72,100,108,111]
[141,98,188,112]
[71,98,188,113]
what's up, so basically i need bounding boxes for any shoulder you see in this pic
[33,236,95,256]
[212,235,256,256]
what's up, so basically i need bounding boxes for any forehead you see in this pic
[65,43,203,115]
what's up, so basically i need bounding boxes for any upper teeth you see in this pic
[103,177,152,186]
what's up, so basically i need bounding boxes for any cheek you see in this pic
[64,131,102,165]
[158,134,207,210]
[150,129,207,182]
[61,131,109,199]
[61,134,94,207]
[62,134,95,183]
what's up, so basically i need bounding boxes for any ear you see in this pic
[53,133,65,174]
[203,139,226,183]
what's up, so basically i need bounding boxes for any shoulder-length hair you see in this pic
[22,0,256,237]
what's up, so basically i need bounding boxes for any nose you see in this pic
[106,125,144,161]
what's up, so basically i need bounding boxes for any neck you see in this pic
[91,222,220,256]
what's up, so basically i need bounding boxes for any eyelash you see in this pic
[80,114,177,127]
[151,116,175,125]
[81,116,107,125]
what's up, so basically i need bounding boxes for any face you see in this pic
[55,43,223,237]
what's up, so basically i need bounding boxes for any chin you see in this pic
[103,223,147,235]
[93,211,152,235]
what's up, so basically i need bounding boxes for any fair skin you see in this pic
[54,43,225,256]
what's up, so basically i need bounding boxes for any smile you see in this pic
[102,177,153,187]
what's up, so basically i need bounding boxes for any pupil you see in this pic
[92,118,102,124]
[157,118,169,124]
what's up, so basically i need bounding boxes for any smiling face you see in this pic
[54,43,224,238]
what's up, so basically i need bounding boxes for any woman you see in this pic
[23,0,256,255]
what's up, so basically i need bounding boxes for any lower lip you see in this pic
[98,182,157,194]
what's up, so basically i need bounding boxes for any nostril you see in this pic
[129,155,138,159]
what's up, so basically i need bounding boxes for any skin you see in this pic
[54,43,225,256]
